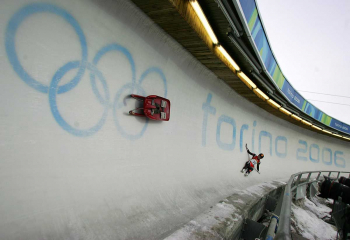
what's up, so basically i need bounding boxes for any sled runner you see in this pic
[129,94,170,121]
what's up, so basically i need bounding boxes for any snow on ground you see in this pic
[291,196,337,240]
[165,181,285,240]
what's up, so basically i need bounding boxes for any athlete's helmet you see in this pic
[258,153,264,159]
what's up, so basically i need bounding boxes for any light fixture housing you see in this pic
[237,72,256,90]
[291,114,302,121]
[189,0,218,45]
[253,88,269,101]
[267,99,280,109]
[217,45,240,71]
[311,125,322,131]
[322,129,332,134]
[279,107,292,116]
[301,119,312,126]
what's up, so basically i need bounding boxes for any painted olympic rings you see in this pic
[49,61,109,137]
[5,3,167,140]
[5,3,88,94]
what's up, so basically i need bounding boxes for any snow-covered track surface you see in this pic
[0,0,349,239]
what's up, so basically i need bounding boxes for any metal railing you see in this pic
[274,170,350,240]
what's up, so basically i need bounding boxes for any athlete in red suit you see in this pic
[241,146,264,176]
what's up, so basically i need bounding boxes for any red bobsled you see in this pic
[129,94,170,121]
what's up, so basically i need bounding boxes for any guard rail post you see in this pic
[274,175,293,240]
[265,214,279,240]
[316,172,321,180]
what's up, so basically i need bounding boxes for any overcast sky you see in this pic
[255,0,350,124]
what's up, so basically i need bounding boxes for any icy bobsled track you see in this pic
[0,0,350,239]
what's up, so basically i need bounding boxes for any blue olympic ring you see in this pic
[5,3,168,140]
[113,82,148,141]
[139,67,167,98]
[5,3,88,94]
[91,43,136,107]
[49,61,109,137]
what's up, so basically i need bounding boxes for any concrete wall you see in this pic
[0,0,349,239]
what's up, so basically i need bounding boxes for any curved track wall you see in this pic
[0,0,349,239]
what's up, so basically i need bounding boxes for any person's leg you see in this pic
[244,167,252,176]
[246,166,253,174]
[241,161,249,172]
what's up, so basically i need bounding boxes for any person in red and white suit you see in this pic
[241,148,264,176]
